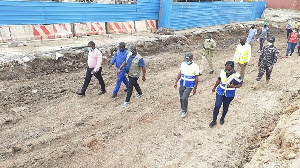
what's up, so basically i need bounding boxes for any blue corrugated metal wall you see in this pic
[0,0,265,30]
[169,1,266,30]
[0,0,160,25]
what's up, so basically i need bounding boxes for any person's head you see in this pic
[185,53,193,65]
[224,61,234,74]
[130,45,137,56]
[293,28,298,33]
[119,42,126,52]
[267,37,275,46]
[264,22,268,28]
[251,24,255,29]
[205,34,212,41]
[88,41,95,51]
[240,37,247,46]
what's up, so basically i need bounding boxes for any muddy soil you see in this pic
[0,25,300,167]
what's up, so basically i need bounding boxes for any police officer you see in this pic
[253,37,279,89]
[199,33,216,75]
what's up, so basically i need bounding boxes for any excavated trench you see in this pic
[1,25,297,167]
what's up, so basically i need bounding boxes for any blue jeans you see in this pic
[213,93,234,122]
[260,37,266,51]
[286,42,298,56]
[113,68,128,94]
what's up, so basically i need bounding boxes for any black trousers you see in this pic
[125,76,142,102]
[81,67,105,93]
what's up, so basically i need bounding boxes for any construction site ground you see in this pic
[1,8,300,168]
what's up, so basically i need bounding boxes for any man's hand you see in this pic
[117,69,121,74]
[109,64,112,69]
[193,88,197,95]
[258,63,260,67]
[212,88,216,92]
[93,71,96,75]
[142,76,146,82]
[229,84,235,88]
[174,83,177,89]
[269,66,273,71]
[244,62,248,66]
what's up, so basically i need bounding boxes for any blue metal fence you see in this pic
[0,0,160,25]
[0,0,265,30]
[167,1,266,30]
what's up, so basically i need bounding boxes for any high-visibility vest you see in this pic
[180,62,199,88]
[234,43,251,64]
[216,70,241,97]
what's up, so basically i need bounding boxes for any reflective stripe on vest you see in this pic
[217,70,241,97]
[180,74,195,88]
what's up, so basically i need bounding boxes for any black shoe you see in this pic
[220,118,225,125]
[199,73,202,76]
[76,92,85,96]
[209,70,214,74]
[98,91,106,95]
[124,89,128,92]
[112,94,117,98]
[209,121,217,128]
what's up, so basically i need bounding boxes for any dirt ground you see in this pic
[1,22,300,167]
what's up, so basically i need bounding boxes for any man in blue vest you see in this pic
[110,42,129,98]
[118,46,146,107]
[174,53,199,118]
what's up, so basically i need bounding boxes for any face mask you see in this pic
[268,42,273,46]
[293,30,297,33]
[224,69,232,74]
[88,47,92,51]
[186,61,191,65]
[205,39,210,42]
[120,48,125,52]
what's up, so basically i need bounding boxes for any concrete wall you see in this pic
[266,0,300,10]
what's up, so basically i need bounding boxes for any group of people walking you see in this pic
[175,22,279,128]
[76,41,146,108]
[76,21,282,128]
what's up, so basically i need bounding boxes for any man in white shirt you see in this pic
[174,53,199,118]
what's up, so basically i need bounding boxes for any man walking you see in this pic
[246,24,257,48]
[258,22,270,53]
[174,53,199,118]
[110,42,129,98]
[118,46,146,107]
[232,37,251,81]
[199,33,216,75]
[77,41,106,96]
[253,37,279,89]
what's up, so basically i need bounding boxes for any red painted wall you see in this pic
[266,0,300,10]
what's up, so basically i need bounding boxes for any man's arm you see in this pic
[245,44,252,64]
[118,61,126,73]
[174,71,181,89]
[193,75,199,95]
[94,51,102,73]
[212,79,221,92]
[211,39,217,51]
[142,66,146,81]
